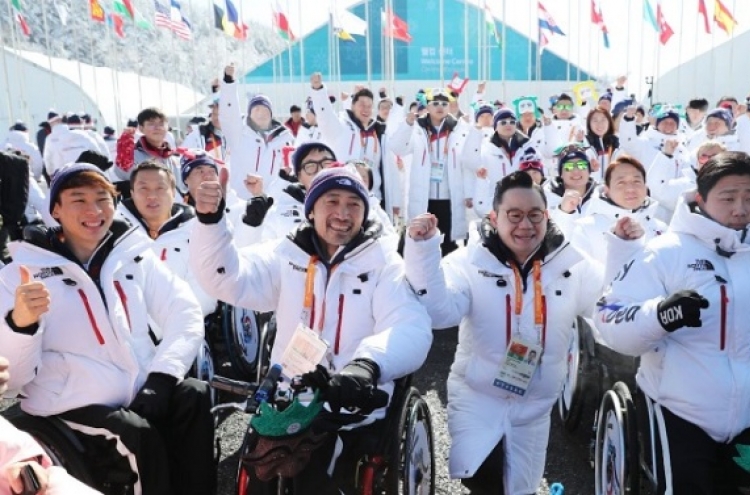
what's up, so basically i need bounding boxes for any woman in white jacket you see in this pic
[596,151,750,493]
[404,171,640,494]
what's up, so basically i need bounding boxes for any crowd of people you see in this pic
[1,65,750,495]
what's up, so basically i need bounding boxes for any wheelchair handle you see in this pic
[210,375,257,397]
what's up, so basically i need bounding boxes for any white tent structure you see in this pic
[0,47,205,133]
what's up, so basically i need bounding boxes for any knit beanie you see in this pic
[655,108,680,128]
[292,142,337,174]
[474,104,494,121]
[248,95,273,116]
[706,107,733,129]
[180,152,218,182]
[557,149,591,175]
[492,108,516,130]
[48,163,110,213]
[304,165,369,221]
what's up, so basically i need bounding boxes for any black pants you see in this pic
[60,378,216,495]
[427,199,458,257]
[658,405,750,494]
[247,417,385,495]
[461,439,505,495]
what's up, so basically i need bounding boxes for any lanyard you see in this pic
[510,260,546,345]
[360,129,379,156]
[302,256,337,332]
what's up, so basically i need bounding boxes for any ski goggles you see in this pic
[561,160,590,172]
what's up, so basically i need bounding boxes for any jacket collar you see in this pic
[120,200,195,236]
[416,114,458,135]
[489,131,529,156]
[669,191,750,257]
[590,192,659,221]
[345,109,382,133]
[287,219,383,267]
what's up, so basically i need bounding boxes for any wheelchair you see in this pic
[5,404,137,495]
[593,381,671,495]
[220,302,275,381]
[211,368,435,495]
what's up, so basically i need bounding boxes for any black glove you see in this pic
[657,290,709,332]
[301,359,388,414]
[242,195,274,227]
[129,373,177,421]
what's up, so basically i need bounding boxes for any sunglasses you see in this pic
[562,160,590,172]
[429,101,449,108]
[555,103,573,110]
[501,208,546,224]
[497,119,517,126]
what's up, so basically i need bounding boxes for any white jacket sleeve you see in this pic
[735,114,750,154]
[403,235,471,329]
[595,245,669,356]
[460,126,483,172]
[27,175,57,227]
[142,255,204,379]
[387,119,414,157]
[219,79,244,150]
[181,129,203,151]
[309,85,346,143]
[647,151,677,195]
[189,216,281,313]
[618,118,640,155]
[353,257,433,383]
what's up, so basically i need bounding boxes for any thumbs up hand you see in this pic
[195,167,229,215]
[12,266,51,328]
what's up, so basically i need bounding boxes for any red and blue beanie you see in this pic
[248,95,273,116]
[49,163,110,213]
[304,165,369,221]
[492,108,516,129]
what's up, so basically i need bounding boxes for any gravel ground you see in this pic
[1,327,597,494]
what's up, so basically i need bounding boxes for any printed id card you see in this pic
[492,337,542,396]
[430,160,445,182]
[279,323,330,379]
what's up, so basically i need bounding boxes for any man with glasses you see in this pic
[241,141,337,243]
[404,170,636,495]
[389,88,473,256]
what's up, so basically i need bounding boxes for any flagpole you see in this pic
[527,1,533,82]
[0,19,15,124]
[171,22,180,135]
[463,0,469,80]
[188,0,197,117]
[566,0,571,81]
[40,0,58,107]
[439,0,444,85]
[389,0,395,93]
[365,0,371,85]
[88,24,101,118]
[675,2,684,104]
[638,2,645,103]
[501,0,507,100]
[6,0,29,123]
[108,19,122,129]
[298,0,305,83]
[693,3,699,98]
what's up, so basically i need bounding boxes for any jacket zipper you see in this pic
[113,281,132,333]
[255,148,261,172]
[77,289,105,345]
[160,248,167,261]
[720,284,727,351]
[271,150,276,175]
[334,294,345,355]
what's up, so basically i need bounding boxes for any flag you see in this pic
[714,0,738,35]
[538,2,565,36]
[272,1,295,41]
[54,1,69,26]
[11,0,31,36]
[108,13,125,38]
[591,0,610,48]
[331,8,367,42]
[656,3,674,45]
[698,0,711,34]
[90,0,105,22]
[643,0,658,31]
[447,72,470,95]
[382,8,412,43]
[214,0,248,40]
[538,30,549,54]
[483,1,501,47]
[154,0,192,40]
[113,0,135,20]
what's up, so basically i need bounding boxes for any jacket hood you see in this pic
[670,191,750,257]
[591,192,660,221]
[345,109,384,134]
[287,218,383,266]
[547,177,598,204]
[489,131,530,157]
[120,200,195,236]
[416,114,459,134]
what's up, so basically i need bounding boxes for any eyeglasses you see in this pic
[562,160,590,172]
[501,208,546,224]
[429,101,449,108]
[300,158,335,175]
[555,103,573,110]
[497,119,517,126]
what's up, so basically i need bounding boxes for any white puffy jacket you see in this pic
[596,191,750,443]
[43,126,103,177]
[404,221,603,493]
[4,130,44,178]
[0,222,204,416]
[189,217,433,419]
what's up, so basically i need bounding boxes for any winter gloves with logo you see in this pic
[657,290,710,332]
[301,358,388,414]
[129,372,178,421]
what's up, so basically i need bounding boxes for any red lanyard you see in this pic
[302,256,337,332]
[429,130,450,158]
[510,260,546,346]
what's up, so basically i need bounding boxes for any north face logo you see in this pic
[336,178,353,186]
[687,259,715,271]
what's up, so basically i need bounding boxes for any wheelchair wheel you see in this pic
[386,388,435,495]
[558,317,589,432]
[190,338,217,406]
[9,413,97,488]
[594,382,640,495]
[222,303,263,380]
